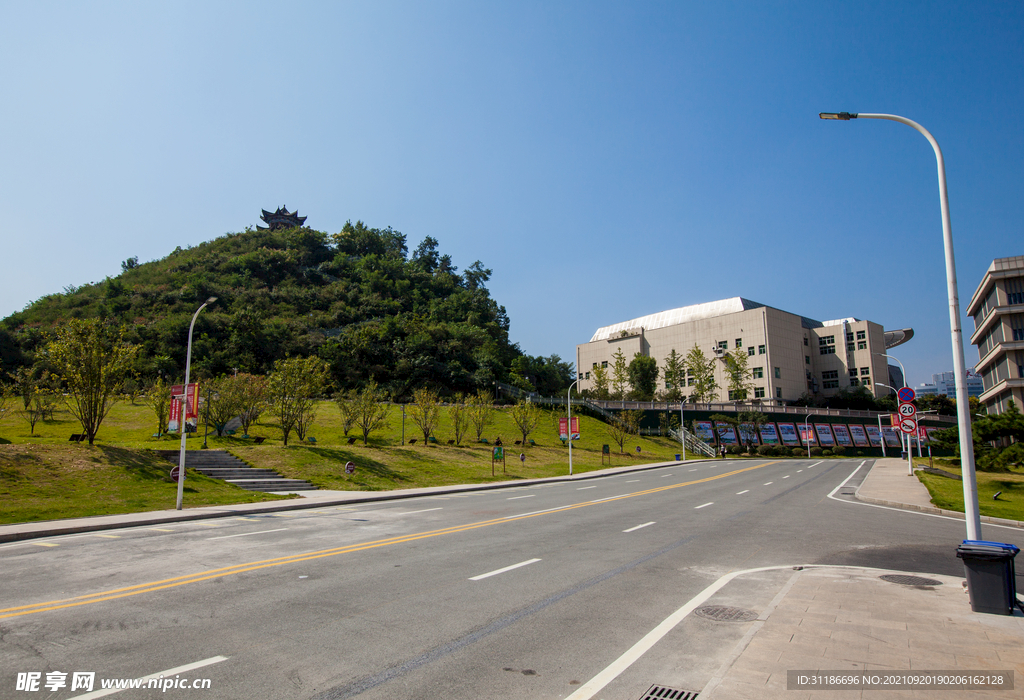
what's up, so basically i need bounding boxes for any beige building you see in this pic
[576,297,896,405]
[967,255,1024,415]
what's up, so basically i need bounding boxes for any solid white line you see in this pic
[660,473,674,477]
[207,528,288,540]
[469,558,541,581]
[564,565,798,700]
[396,508,443,515]
[736,490,749,495]
[763,482,773,485]
[695,502,713,509]
[591,495,630,503]
[623,522,655,533]
[577,486,597,490]
[67,656,230,699]
[507,494,535,500]
[625,480,640,483]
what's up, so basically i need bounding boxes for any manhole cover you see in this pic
[879,574,942,587]
[638,686,698,700]
[694,605,758,622]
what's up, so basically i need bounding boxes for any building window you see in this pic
[860,367,870,376]
[752,367,763,379]
[687,376,695,386]
[748,346,755,356]
[820,345,836,355]
[758,344,766,355]
[1017,351,1024,378]
[776,387,782,398]
[754,387,765,398]
[718,340,728,350]
[857,330,866,340]
[818,335,835,355]
[822,370,838,380]
[857,341,867,350]
[735,338,742,348]
[804,337,808,346]
[849,368,858,377]
[774,367,781,378]
[847,342,855,352]
[823,380,840,389]
[592,362,597,368]
[850,378,859,386]
[846,332,854,342]
[601,361,608,368]
[585,372,590,379]
[805,355,810,365]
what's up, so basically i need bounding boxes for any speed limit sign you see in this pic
[898,403,917,417]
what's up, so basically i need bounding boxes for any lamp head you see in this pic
[205,296,218,305]
[819,112,857,120]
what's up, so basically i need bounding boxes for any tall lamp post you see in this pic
[176,297,217,511]
[874,382,900,458]
[820,111,980,540]
[876,352,914,476]
[567,380,579,476]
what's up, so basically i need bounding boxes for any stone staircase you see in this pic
[155,450,318,492]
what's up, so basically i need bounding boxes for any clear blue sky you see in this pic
[1,1,1021,388]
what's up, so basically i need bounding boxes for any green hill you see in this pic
[1,221,570,398]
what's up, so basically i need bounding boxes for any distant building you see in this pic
[576,297,911,405]
[916,371,983,398]
[967,255,1024,414]
[257,206,307,231]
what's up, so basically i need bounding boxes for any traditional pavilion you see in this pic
[257,206,307,231]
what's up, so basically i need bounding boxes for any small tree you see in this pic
[144,378,172,436]
[203,376,247,437]
[268,356,329,446]
[608,409,641,453]
[685,344,719,406]
[336,390,359,436]
[45,320,140,445]
[409,387,441,442]
[467,390,494,441]
[509,399,541,445]
[449,393,470,446]
[20,392,49,435]
[662,349,686,402]
[627,353,658,400]
[724,351,753,402]
[353,381,391,445]
[590,363,610,400]
[234,373,268,436]
[611,349,629,399]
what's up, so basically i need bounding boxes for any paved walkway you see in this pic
[4,456,1023,697]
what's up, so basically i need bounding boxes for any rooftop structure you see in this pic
[258,206,307,231]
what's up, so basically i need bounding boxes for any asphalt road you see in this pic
[3,458,1022,699]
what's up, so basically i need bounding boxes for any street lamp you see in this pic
[176,297,216,511]
[875,382,899,458]
[567,380,578,475]
[804,412,813,459]
[821,111,980,540]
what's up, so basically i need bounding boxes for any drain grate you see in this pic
[880,574,942,587]
[694,605,758,622]
[639,685,698,700]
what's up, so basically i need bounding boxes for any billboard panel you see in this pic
[777,422,800,446]
[715,423,738,445]
[848,424,870,447]
[864,425,883,446]
[759,422,780,445]
[814,424,836,447]
[832,424,853,447]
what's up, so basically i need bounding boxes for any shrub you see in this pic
[832,445,845,456]
[757,445,773,457]
[822,449,833,456]
[792,447,805,457]
[727,444,744,455]
[810,447,823,457]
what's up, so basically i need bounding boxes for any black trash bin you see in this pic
[956,540,1020,615]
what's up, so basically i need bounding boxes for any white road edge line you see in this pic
[564,565,805,700]
[827,461,1023,531]
[695,502,713,509]
[591,494,630,503]
[623,522,655,533]
[207,528,288,540]
[660,474,674,477]
[67,655,229,700]
[577,486,596,490]
[469,558,541,581]
[507,494,535,500]
[396,508,443,515]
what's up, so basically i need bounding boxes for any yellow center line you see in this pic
[2,461,775,619]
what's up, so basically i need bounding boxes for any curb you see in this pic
[0,457,719,543]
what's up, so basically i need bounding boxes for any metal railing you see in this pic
[586,399,957,423]
[668,427,717,457]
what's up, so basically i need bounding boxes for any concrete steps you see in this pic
[155,450,318,492]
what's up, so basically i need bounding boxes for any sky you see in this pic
[1,1,1021,388]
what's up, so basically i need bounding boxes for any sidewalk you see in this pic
[698,458,1024,698]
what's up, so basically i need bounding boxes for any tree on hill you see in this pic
[268,356,329,446]
[611,349,629,399]
[685,345,718,406]
[608,409,641,453]
[409,388,441,442]
[467,390,494,441]
[45,320,140,445]
[661,349,686,402]
[627,354,658,400]
[590,363,610,400]
[144,378,172,436]
[352,381,391,445]
[509,399,541,446]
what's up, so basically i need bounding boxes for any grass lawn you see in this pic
[915,457,1024,522]
[0,444,294,524]
[0,399,705,522]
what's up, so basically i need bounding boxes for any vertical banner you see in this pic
[558,417,568,440]
[570,416,579,440]
[798,423,817,446]
[168,383,199,432]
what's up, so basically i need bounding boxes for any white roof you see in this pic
[589,297,765,342]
